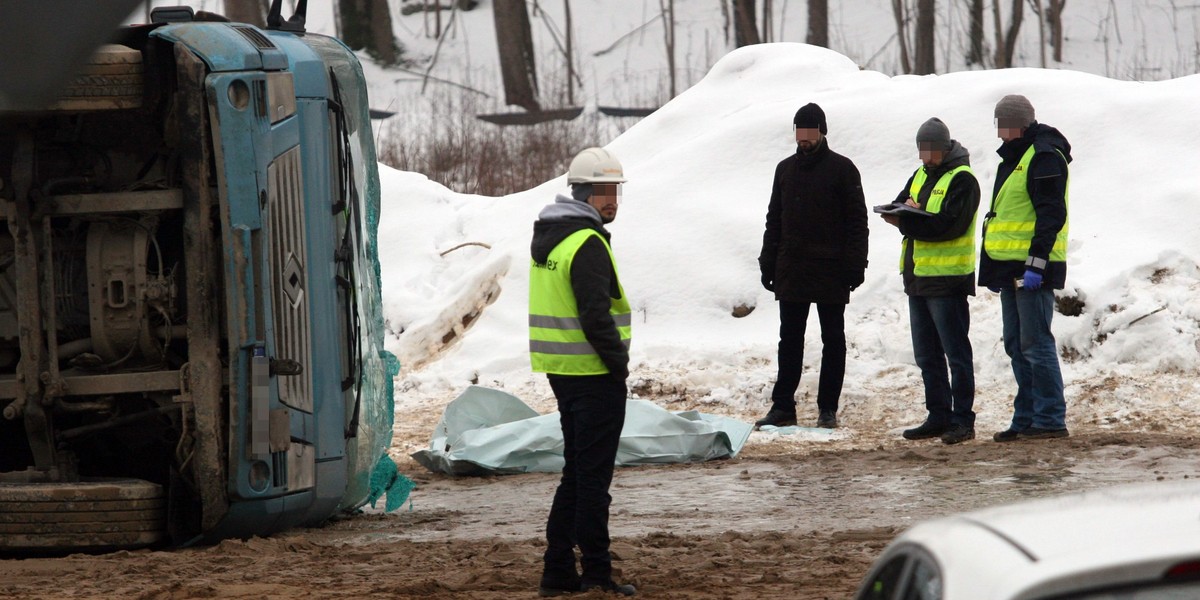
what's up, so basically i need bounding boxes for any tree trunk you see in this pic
[1033,0,1046,67]
[1049,0,1066,62]
[1001,0,1024,68]
[966,0,984,66]
[223,0,269,27]
[493,0,540,111]
[914,0,936,74]
[761,0,773,43]
[337,0,402,66]
[807,0,829,48]
[733,0,760,47]
[564,0,574,105]
[991,0,1006,67]
[892,0,912,73]
[661,0,676,98]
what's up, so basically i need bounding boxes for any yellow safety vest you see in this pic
[983,146,1069,263]
[898,165,977,277]
[529,229,631,375]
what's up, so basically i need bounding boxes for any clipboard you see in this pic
[873,203,933,217]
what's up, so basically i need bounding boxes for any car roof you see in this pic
[963,479,1200,562]
[885,480,1200,599]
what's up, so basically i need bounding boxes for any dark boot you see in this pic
[754,408,797,429]
[581,581,636,596]
[538,576,581,597]
[992,428,1023,442]
[1017,427,1069,440]
[816,410,837,429]
[940,424,975,445]
[902,420,948,440]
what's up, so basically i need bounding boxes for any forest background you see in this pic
[135,0,1199,195]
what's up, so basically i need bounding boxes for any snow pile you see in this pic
[378,44,1200,435]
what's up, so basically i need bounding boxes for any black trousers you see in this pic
[542,374,627,587]
[770,301,846,414]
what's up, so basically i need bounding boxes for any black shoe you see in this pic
[816,410,837,429]
[538,577,581,597]
[902,420,948,440]
[993,428,1023,442]
[581,581,636,596]
[1018,427,1069,440]
[940,425,975,445]
[542,580,583,595]
[755,408,797,429]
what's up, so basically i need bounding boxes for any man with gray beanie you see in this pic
[981,94,1073,442]
[756,102,869,430]
[881,117,980,445]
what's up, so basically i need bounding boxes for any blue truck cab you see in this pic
[0,5,398,551]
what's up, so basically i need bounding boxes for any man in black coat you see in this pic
[756,103,869,430]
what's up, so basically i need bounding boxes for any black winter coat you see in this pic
[978,123,1072,290]
[759,139,869,305]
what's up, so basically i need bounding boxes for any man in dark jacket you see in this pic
[756,103,869,430]
[881,117,980,445]
[980,95,1072,442]
[529,147,636,597]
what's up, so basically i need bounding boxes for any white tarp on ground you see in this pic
[411,386,754,475]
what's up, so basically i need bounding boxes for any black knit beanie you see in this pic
[793,103,827,134]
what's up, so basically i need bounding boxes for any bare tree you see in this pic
[336,0,403,66]
[1033,0,1047,67]
[1048,0,1066,62]
[733,0,760,47]
[892,0,913,73]
[564,0,575,105]
[993,0,1024,68]
[761,0,773,43]
[914,0,936,74]
[808,0,829,48]
[660,0,677,98]
[224,0,269,27]
[493,0,540,111]
[965,0,985,66]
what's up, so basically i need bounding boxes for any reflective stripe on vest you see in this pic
[898,165,978,277]
[983,146,1069,262]
[529,229,631,375]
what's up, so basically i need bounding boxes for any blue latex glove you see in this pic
[1022,269,1043,291]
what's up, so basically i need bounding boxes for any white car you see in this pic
[855,480,1200,599]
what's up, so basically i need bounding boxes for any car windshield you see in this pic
[1054,581,1200,599]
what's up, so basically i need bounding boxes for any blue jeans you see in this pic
[909,295,975,427]
[1000,287,1066,430]
[543,375,627,587]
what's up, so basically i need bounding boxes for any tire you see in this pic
[0,478,166,552]
[49,44,145,111]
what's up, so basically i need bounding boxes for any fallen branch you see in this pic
[439,242,492,257]
[1127,306,1166,327]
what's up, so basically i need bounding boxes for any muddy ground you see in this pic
[2,422,1198,599]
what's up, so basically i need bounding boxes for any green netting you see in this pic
[302,34,412,511]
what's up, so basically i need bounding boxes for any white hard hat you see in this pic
[567,147,626,184]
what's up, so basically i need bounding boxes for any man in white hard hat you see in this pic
[529,147,636,597]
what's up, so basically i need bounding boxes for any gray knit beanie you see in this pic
[994,94,1035,127]
[915,117,951,151]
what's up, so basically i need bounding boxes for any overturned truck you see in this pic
[0,5,397,551]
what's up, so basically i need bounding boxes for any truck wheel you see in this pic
[50,44,145,111]
[0,478,166,552]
